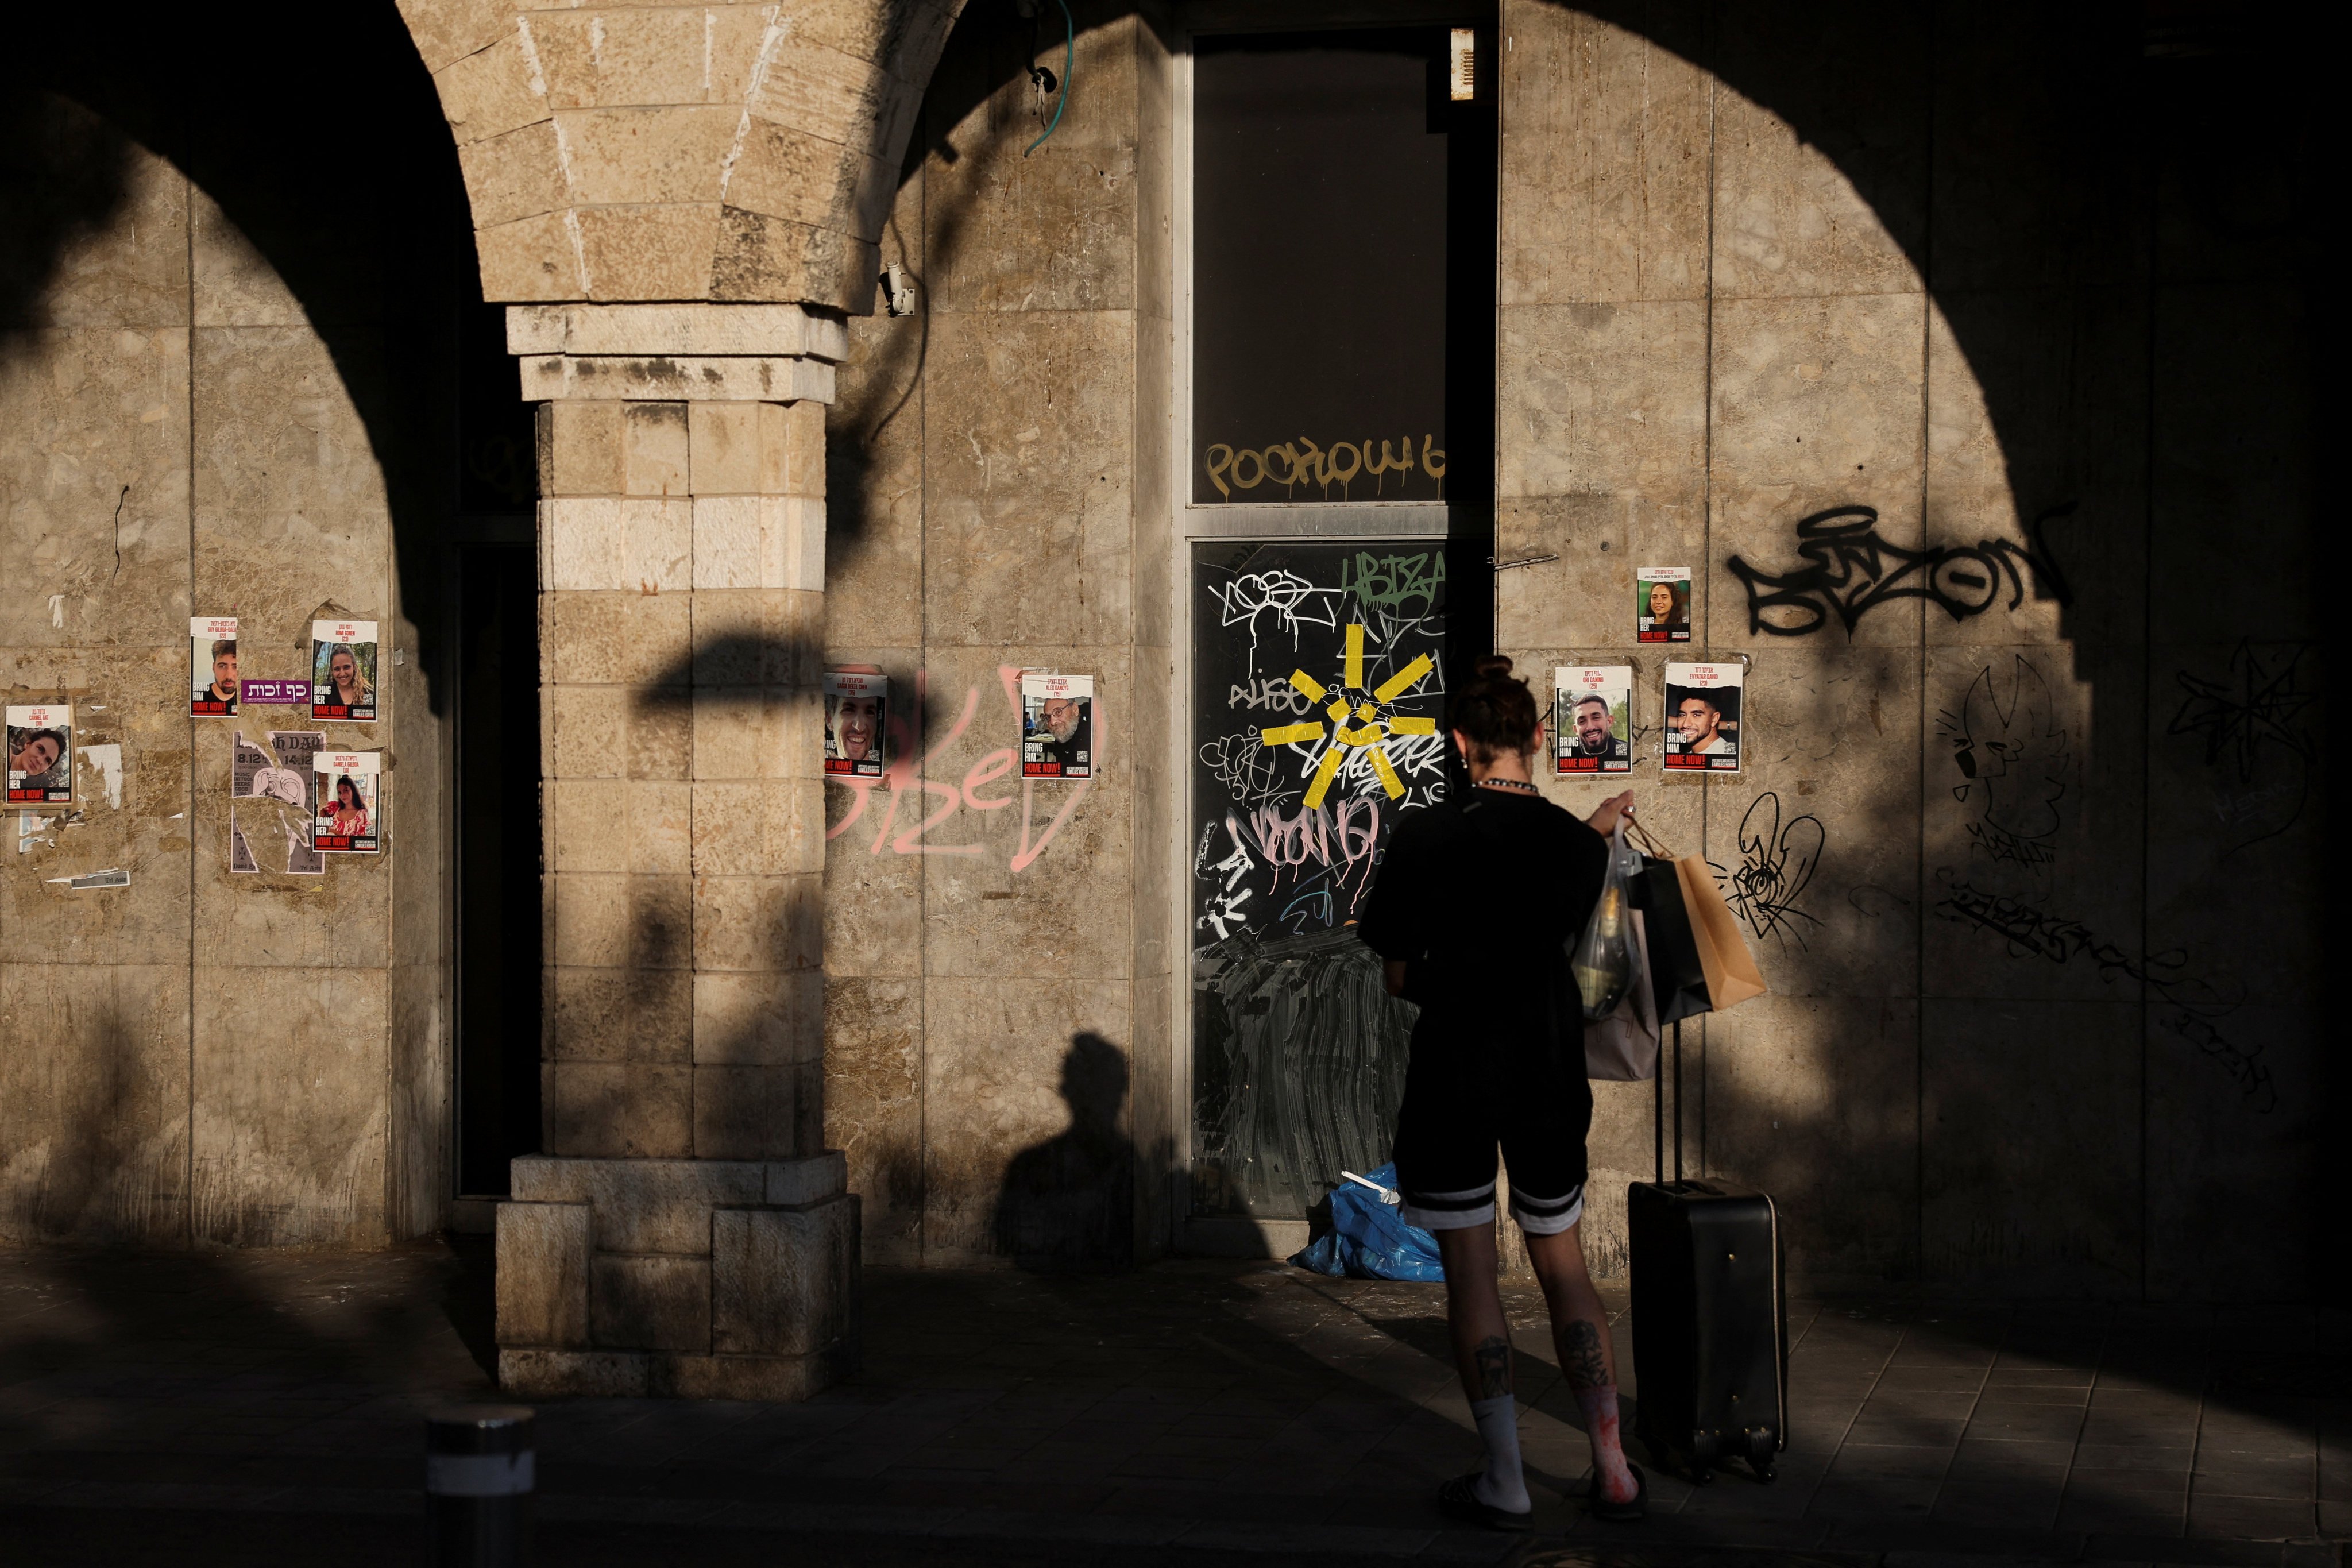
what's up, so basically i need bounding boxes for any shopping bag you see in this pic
[1288,1164,1445,1282]
[1626,820,1712,1025]
[1570,825,1639,1020]
[1585,907,1660,1080]
[1676,856,1768,1013]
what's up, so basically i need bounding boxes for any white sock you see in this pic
[1468,1394,1529,1513]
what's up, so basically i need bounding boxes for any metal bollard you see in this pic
[425,1405,535,1568]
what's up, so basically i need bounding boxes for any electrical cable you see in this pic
[1024,0,1073,157]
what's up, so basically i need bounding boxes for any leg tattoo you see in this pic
[1561,1319,1610,1391]
[1473,1335,1513,1401]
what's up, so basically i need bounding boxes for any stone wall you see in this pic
[1,38,463,1248]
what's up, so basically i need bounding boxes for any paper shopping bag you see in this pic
[1675,855,1768,1013]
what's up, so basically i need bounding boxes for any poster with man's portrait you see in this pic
[822,670,887,778]
[1552,666,1633,776]
[1663,661,1744,774]
[6,704,74,804]
[1021,673,1094,779]
[314,751,381,853]
[191,617,238,716]
[311,619,379,722]
[1637,566,1692,643]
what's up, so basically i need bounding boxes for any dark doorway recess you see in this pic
[455,542,542,1196]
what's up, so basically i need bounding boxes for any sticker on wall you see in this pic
[1552,666,1633,776]
[1021,673,1094,779]
[822,671,887,778]
[1637,567,1692,643]
[6,704,75,804]
[1663,662,1744,774]
[311,619,379,721]
[314,751,381,853]
[191,617,239,716]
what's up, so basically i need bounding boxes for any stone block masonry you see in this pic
[506,301,859,1399]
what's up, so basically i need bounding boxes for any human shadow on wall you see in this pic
[991,1034,1136,1271]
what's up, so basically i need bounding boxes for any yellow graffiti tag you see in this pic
[1257,623,1438,808]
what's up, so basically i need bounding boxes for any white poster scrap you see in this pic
[1663,661,1744,775]
[1552,666,1634,777]
[313,751,381,853]
[1021,673,1094,780]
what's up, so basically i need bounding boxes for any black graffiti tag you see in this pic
[1726,502,2076,638]
[1710,791,1825,949]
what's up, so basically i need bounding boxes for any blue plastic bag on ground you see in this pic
[1287,1162,1445,1281]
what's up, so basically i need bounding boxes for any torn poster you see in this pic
[1552,666,1633,776]
[50,867,130,891]
[314,751,381,853]
[231,728,325,874]
[79,743,124,809]
[310,619,379,722]
[1021,673,1094,780]
[1663,661,1744,774]
[191,616,239,716]
[1638,567,1692,643]
[7,704,74,805]
[822,670,887,778]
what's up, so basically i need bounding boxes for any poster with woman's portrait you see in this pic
[311,619,380,722]
[1637,566,1691,643]
[1021,673,1094,779]
[1663,661,1744,774]
[314,751,381,853]
[6,704,74,804]
[1552,666,1633,776]
[191,617,238,716]
[823,671,887,778]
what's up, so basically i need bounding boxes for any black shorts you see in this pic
[1391,1032,1592,1238]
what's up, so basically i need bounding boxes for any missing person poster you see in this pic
[311,619,379,722]
[822,671,887,778]
[6,705,74,804]
[191,617,238,716]
[314,751,381,853]
[1637,567,1692,643]
[1552,666,1633,776]
[1021,673,1094,779]
[1663,662,1744,774]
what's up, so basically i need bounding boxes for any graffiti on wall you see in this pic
[1725,502,2076,637]
[1934,876,2271,1113]
[1936,654,2073,875]
[1709,791,1825,949]
[2167,639,2314,848]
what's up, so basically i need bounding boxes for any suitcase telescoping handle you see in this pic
[1653,1019,1684,1184]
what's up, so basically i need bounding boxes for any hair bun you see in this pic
[1473,654,1516,680]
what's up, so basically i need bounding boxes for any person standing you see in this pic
[1358,655,1646,1528]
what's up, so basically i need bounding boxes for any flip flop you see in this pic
[1437,1473,1532,1532]
[1588,1461,1648,1522]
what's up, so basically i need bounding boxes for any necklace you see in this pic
[1474,777,1539,795]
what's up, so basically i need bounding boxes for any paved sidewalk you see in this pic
[1,1241,2345,1565]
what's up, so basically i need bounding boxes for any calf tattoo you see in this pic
[1474,1335,1513,1400]
[1563,1319,1611,1391]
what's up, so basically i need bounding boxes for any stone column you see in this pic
[492,304,859,1401]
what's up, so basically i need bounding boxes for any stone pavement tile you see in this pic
[1967,1404,2090,1442]
[1979,1377,2094,1403]
[1175,1518,1440,1558]
[2071,1463,2193,1495]
[1929,1476,2066,1528]
[1847,1415,1970,1447]
[2318,1498,2352,1534]
[1830,1445,1955,1480]
[1948,1438,2077,1477]
[2192,1457,2315,1499]
[2184,1494,2316,1540]
[1672,1475,1823,1521]
[1874,1367,1992,1395]
[1806,1477,1940,1517]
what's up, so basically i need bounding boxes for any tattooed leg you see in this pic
[1527,1227,1639,1505]
[1433,1222,1529,1513]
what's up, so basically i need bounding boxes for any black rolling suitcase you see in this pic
[1628,1022,1787,1485]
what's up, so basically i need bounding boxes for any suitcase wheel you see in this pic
[1744,1429,1777,1482]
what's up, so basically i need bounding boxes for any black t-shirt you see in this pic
[1358,787,1609,1061]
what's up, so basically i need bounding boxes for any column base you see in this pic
[494,1153,859,1402]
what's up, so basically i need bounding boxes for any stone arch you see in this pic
[394,0,968,311]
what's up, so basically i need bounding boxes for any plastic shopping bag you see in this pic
[1288,1164,1445,1282]
[1570,825,1640,1020]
